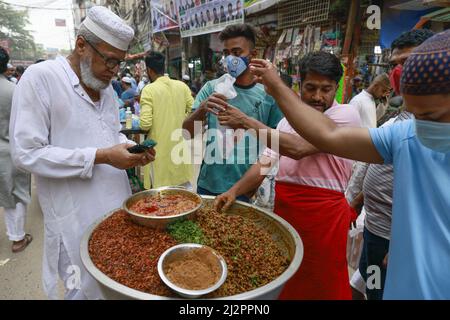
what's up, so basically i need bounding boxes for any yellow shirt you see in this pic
[140,76,194,189]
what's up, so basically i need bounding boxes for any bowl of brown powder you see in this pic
[157,243,228,298]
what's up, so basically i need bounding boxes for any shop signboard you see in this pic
[177,0,244,38]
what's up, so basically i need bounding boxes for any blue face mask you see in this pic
[415,119,450,153]
[226,55,249,78]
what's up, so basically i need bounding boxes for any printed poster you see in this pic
[177,0,244,38]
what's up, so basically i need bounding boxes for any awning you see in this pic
[422,7,450,22]
[389,0,441,11]
[245,0,279,16]
[414,7,450,28]
[380,0,435,49]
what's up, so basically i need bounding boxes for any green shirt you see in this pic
[193,80,283,194]
[335,63,346,104]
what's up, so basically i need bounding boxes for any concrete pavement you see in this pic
[0,181,52,299]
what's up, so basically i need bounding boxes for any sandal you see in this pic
[12,234,33,253]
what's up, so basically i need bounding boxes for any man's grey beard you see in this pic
[80,55,110,91]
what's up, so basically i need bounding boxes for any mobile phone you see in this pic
[127,144,150,154]
[141,139,157,148]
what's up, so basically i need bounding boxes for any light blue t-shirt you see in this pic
[120,88,136,106]
[193,80,283,194]
[369,119,450,300]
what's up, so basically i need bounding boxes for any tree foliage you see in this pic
[0,2,43,61]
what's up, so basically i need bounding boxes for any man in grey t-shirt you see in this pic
[347,29,434,300]
[349,111,412,300]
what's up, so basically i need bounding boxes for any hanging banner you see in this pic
[141,32,152,52]
[177,0,244,38]
[151,0,180,33]
[152,32,170,52]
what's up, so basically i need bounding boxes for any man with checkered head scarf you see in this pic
[249,30,450,299]
[9,6,156,299]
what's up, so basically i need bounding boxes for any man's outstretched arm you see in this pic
[249,59,383,164]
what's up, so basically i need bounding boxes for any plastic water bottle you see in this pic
[125,107,132,129]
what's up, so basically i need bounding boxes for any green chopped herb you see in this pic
[167,219,205,244]
[250,275,260,287]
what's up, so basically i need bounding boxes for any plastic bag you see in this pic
[214,74,237,99]
[253,162,279,211]
[213,74,240,159]
[346,208,366,270]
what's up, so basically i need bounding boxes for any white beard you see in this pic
[80,55,110,91]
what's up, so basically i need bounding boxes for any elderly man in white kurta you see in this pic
[9,6,155,300]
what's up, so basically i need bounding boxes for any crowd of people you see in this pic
[1,5,449,300]
[2,63,25,84]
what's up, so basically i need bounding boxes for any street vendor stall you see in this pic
[81,189,303,300]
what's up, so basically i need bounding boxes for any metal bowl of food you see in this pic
[123,187,203,229]
[81,196,303,300]
[157,243,228,299]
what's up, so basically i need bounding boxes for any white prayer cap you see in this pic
[121,76,132,84]
[182,74,190,81]
[82,6,134,51]
[7,63,13,68]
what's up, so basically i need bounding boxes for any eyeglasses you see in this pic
[84,38,124,69]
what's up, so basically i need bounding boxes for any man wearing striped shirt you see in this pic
[347,29,435,300]
[215,52,362,299]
